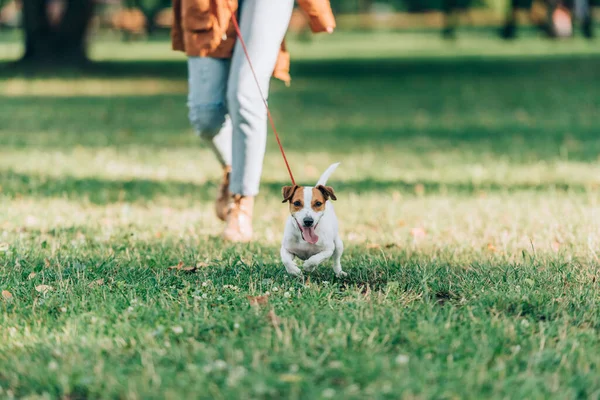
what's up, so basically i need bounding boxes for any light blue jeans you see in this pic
[187,0,294,196]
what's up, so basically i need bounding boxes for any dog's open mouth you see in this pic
[297,221,319,244]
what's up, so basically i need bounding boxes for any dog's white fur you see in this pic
[280,163,346,277]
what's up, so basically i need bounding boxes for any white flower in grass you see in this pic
[395,354,410,365]
[264,291,270,296]
[227,366,247,386]
[172,326,184,334]
[521,319,530,328]
[322,388,336,398]
[272,287,279,292]
[127,306,134,313]
[284,292,291,298]
[202,293,208,299]
[214,360,227,371]
[234,323,240,329]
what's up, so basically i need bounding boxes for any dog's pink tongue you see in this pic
[301,226,319,244]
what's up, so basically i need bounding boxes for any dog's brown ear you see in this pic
[317,185,337,201]
[282,185,299,203]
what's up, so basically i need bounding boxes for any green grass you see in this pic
[2,32,600,399]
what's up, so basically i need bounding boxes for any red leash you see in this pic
[226,1,296,186]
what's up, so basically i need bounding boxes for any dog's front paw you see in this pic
[285,264,303,277]
[303,260,318,272]
[335,270,347,278]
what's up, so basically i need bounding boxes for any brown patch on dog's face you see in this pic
[282,185,300,203]
[289,188,305,213]
[317,185,337,201]
[311,188,327,212]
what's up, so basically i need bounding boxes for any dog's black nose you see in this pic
[303,217,314,227]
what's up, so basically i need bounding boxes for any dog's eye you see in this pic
[293,201,302,207]
[315,201,323,207]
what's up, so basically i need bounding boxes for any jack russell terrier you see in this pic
[280,163,346,277]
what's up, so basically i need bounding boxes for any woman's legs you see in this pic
[227,0,295,196]
[187,57,232,168]
[187,57,233,221]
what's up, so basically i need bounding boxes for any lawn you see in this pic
[1,32,600,399]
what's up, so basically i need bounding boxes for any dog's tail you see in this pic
[316,162,340,187]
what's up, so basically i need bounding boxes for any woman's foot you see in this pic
[215,166,231,221]
[222,195,254,242]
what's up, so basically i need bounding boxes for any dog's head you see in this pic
[281,184,337,244]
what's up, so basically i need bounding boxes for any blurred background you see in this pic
[0,0,599,207]
[0,0,597,66]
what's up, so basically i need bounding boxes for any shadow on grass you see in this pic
[0,170,584,204]
[1,53,600,79]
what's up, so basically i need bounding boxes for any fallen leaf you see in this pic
[366,243,381,250]
[267,309,281,327]
[181,266,197,272]
[2,290,13,300]
[551,240,560,252]
[154,231,162,239]
[35,285,53,293]
[88,279,104,287]
[44,258,51,268]
[196,262,209,269]
[28,272,37,280]
[168,261,184,271]
[247,294,269,307]
[410,227,426,238]
[361,284,371,299]
[487,243,497,252]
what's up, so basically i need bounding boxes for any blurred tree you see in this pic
[21,0,94,65]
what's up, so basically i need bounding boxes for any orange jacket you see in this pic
[171,0,335,84]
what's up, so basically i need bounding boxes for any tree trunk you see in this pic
[21,0,94,66]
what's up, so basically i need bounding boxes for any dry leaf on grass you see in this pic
[44,258,51,268]
[28,272,37,280]
[2,290,13,300]
[551,240,561,252]
[35,285,53,293]
[267,309,281,327]
[366,243,381,250]
[360,285,371,299]
[168,261,184,271]
[487,243,497,252]
[168,261,208,273]
[410,227,427,238]
[88,279,104,287]
[247,294,269,307]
